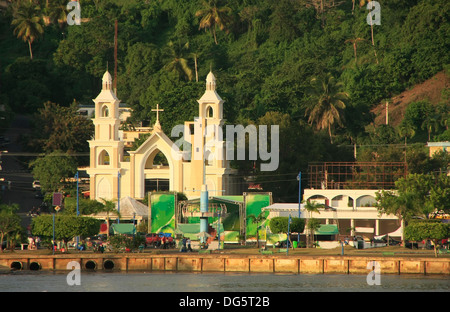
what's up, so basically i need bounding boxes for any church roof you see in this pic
[102,71,113,82]
[198,71,223,103]
[89,196,149,219]
[93,70,119,103]
[131,129,176,155]
[117,196,149,217]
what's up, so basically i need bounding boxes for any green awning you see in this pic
[111,224,136,235]
[316,224,339,235]
[176,223,200,234]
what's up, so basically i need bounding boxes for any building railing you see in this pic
[308,162,407,190]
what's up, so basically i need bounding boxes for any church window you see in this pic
[98,149,110,165]
[205,151,213,166]
[101,105,109,117]
[145,150,169,169]
[207,106,214,118]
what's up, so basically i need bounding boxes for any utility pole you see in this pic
[385,100,389,125]
[297,172,301,245]
[114,20,118,95]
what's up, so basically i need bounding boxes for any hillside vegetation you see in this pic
[0,0,448,201]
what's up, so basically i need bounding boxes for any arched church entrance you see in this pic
[144,149,170,193]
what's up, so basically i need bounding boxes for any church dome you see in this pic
[206,71,216,91]
[102,71,113,90]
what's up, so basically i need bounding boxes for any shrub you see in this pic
[269,217,305,234]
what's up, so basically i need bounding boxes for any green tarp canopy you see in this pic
[111,224,136,235]
[176,223,200,240]
[176,223,200,234]
[315,224,339,235]
[176,223,224,240]
[177,223,224,234]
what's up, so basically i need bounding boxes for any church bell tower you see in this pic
[86,71,124,200]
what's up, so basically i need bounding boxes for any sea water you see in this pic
[0,271,448,292]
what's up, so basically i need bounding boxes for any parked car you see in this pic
[373,235,401,246]
[32,180,41,190]
[275,240,291,248]
[405,241,419,249]
[35,191,44,199]
[145,233,161,248]
[385,237,401,246]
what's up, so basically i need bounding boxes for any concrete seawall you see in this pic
[0,254,449,275]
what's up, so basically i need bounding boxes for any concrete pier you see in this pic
[0,254,448,275]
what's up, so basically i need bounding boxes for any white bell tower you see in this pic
[86,70,124,200]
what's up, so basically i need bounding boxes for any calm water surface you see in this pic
[0,271,448,292]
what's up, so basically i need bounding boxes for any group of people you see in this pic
[180,237,193,252]
[27,236,40,250]
[27,206,41,217]
[161,235,173,249]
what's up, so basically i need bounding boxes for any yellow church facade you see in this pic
[86,70,238,201]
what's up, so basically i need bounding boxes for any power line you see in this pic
[0,152,89,157]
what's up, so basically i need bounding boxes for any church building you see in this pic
[86,70,239,201]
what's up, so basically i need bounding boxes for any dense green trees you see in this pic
[269,217,305,235]
[404,220,450,257]
[0,0,448,202]
[375,173,450,222]
[28,101,94,154]
[0,204,22,252]
[375,173,449,254]
[29,150,78,193]
[31,215,102,249]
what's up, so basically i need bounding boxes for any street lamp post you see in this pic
[52,213,55,255]
[75,171,79,248]
[132,212,136,238]
[287,214,291,256]
[217,210,221,250]
[75,171,79,217]
[297,172,301,246]
[117,171,121,224]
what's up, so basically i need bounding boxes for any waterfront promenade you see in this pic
[0,246,449,275]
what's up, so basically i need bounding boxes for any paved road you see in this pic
[1,115,42,230]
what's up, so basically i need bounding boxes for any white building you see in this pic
[263,189,403,242]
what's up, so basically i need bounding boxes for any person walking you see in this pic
[181,237,187,252]
[162,236,167,249]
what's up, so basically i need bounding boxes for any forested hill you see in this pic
[0,0,448,201]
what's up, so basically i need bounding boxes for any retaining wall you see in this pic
[0,254,448,275]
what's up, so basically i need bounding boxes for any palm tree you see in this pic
[191,52,199,82]
[46,0,67,27]
[248,211,267,248]
[359,0,379,64]
[345,37,366,65]
[437,102,449,131]
[421,109,441,141]
[98,198,121,238]
[195,0,232,45]
[306,73,349,143]
[397,121,415,145]
[163,40,193,81]
[11,1,44,59]
[303,201,324,248]
[307,218,321,248]
[239,5,258,33]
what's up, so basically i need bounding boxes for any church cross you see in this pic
[152,104,164,123]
